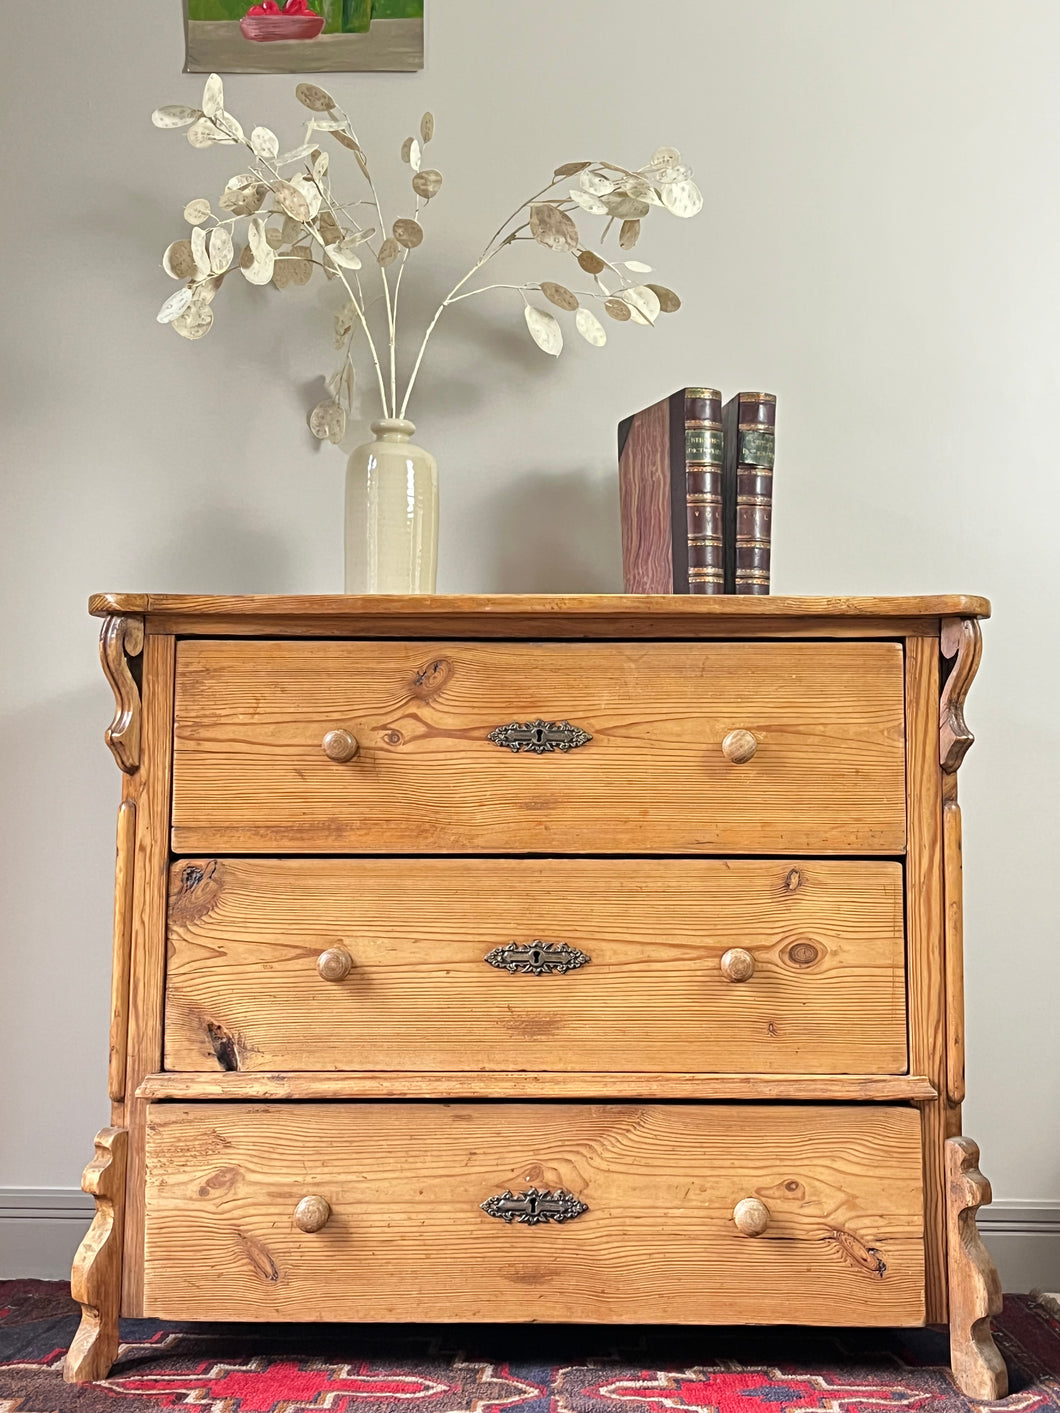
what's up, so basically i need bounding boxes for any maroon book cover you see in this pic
[618,387,724,594]
[722,391,776,594]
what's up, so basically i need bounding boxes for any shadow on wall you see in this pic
[0,683,117,1177]
[478,466,623,594]
[127,457,622,595]
[139,503,295,594]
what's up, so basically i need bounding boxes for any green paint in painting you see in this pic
[373,0,422,15]
[322,0,372,32]
[187,0,419,17]
[188,0,251,18]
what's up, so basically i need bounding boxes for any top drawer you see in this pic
[171,639,906,855]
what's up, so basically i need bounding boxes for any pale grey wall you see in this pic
[2,0,1058,1223]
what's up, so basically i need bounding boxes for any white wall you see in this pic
[2,0,1058,1237]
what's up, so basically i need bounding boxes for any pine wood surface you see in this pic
[142,1102,926,1326]
[99,616,144,772]
[162,613,942,639]
[170,640,907,855]
[107,801,136,1102]
[904,636,948,1322]
[65,1128,127,1383]
[138,1071,939,1100]
[89,593,989,640]
[78,593,995,1377]
[163,857,908,1075]
[120,635,175,1316]
[939,618,983,773]
[90,592,992,622]
[945,1136,1007,1398]
[943,782,967,1107]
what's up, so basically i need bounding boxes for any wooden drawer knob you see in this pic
[721,729,758,764]
[317,947,353,982]
[720,947,755,983]
[293,1195,331,1232]
[322,729,359,762]
[733,1197,770,1236]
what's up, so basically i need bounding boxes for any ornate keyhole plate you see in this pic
[481,1187,589,1225]
[487,720,592,753]
[484,941,591,975]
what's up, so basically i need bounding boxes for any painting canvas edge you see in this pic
[183,0,424,74]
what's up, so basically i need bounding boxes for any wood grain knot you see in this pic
[197,1165,240,1197]
[410,658,453,699]
[832,1229,886,1277]
[784,939,821,968]
[204,1020,253,1072]
[169,859,223,925]
[239,1232,280,1280]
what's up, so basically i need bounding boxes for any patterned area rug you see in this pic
[1,1282,1058,1413]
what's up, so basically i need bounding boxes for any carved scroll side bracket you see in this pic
[945,1136,1007,1400]
[939,617,983,774]
[100,616,145,774]
[64,1127,128,1383]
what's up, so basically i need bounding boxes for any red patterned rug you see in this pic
[1,1282,1058,1413]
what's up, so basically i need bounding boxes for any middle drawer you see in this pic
[164,857,907,1075]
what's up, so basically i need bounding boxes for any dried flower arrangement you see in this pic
[152,74,703,442]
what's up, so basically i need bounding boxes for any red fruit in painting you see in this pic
[240,0,321,38]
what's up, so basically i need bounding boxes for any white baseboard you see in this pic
[978,1202,1060,1293]
[2,1189,1058,1290]
[0,1189,96,1281]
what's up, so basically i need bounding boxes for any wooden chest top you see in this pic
[90,592,990,638]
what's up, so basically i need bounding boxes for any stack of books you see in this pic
[618,388,776,595]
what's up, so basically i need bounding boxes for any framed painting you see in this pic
[185,0,424,74]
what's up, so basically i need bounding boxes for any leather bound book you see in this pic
[618,387,724,594]
[722,391,776,594]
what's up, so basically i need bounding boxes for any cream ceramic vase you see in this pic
[344,418,439,593]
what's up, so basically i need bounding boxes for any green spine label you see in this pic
[686,428,724,464]
[739,429,775,468]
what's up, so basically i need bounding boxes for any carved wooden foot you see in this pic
[946,1136,1008,1399]
[64,1128,127,1383]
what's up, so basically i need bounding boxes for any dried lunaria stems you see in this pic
[153,75,702,443]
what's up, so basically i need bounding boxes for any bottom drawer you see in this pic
[143,1102,926,1325]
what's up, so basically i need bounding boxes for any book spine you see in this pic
[683,388,724,594]
[724,392,775,594]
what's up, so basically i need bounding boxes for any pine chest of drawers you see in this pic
[67,592,1006,1399]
